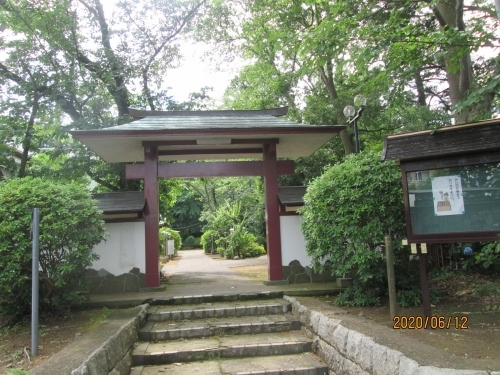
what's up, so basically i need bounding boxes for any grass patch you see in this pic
[82,307,116,333]
[231,264,267,280]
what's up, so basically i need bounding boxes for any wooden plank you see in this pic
[142,138,279,147]
[158,148,263,156]
[127,161,295,179]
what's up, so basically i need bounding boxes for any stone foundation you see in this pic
[282,260,336,284]
[86,267,146,294]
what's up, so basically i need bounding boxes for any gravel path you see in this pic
[162,249,267,285]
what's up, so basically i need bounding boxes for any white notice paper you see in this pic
[431,175,465,216]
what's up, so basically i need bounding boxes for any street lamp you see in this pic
[344,95,367,154]
[166,232,171,258]
[229,228,234,259]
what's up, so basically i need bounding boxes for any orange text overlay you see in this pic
[393,316,468,330]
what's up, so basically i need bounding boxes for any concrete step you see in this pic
[139,313,301,341]
[147,291,284,306]
[130,352,328,375]
[133,331,312,366]
[147,298,291,322]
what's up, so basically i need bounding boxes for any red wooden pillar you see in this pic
[144,145,160,287]
[263,143,283,281]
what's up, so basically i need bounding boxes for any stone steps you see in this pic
[130,293,329,375]
[147,291,285,306]
[133,331,312,366]
[147,298,290,322]
[139,313,301,341]
[131,353,327,375]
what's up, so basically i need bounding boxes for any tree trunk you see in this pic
[414,70,427,107]
[434,0,475,124]
[318,64,355,155]
[18,96,40,178]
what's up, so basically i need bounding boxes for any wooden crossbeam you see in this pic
[126,160,295,179]
[158,148,263,156]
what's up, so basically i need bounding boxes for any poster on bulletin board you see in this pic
[431,175,465,216]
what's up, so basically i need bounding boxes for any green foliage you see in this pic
[396,289,423,308]
[159,228,182,256]
[201,229,218,253]
[6,369,28,375]
[225,224,265,259]
[475,242,500,269]
[198,178,265,245]
[334,285,381,307]
[0,177,106,317]
[472,281,500,297]
[169,188,204,239]
[302,151,409,306]
[184,235,196,249]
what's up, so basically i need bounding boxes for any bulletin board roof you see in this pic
[382,118,500,162]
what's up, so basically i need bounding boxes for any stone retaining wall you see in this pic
[71,304,148,375]
[30,304,148,375]
[86,268,146,294]
[282,259,336,284]
[284,296,499,375]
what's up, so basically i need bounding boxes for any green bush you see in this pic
[246,243,266,258]
[226,225,263,259]
[302,151,410,306]
[476,242,500,269]
[194,237,201,247]
[159,228,181,256]
[201,229,218,253]
[0,177,106,317]
[184,235,196,248]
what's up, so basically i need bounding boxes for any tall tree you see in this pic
[215,0,499,158]
[0,0,227,187]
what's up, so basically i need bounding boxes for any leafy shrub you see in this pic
[201,229,218,253]
[475,242,500,269]
[159,228,181,256]
[194,237,201,247]
[472,281,500,297]
[227,225,262,259]
[0,178,106,317]
[184,235,196,248]
[245,243,266,257]
[334,284,381,307]
[302,152,411,306]
[396,289,422,308]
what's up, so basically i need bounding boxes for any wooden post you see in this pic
[144,145,160,287]
[385,235,397,319]
[263,143,283,281]
[419,247,432,319]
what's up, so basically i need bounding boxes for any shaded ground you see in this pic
[235,263,500,366]
[0,308,114,374]
[2,253,498,373]
[337,272,500,362]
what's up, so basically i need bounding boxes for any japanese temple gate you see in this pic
[71,107,345,287]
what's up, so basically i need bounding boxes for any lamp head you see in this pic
[354,94,367,107]
[343,105,355,118]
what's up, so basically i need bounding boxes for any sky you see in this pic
[100,0,242,106]
[164,42,242,105]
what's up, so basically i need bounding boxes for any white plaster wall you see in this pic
[280,215,311,267]
[92,222,145,276]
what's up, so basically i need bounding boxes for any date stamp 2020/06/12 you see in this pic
[393,315,468,330]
